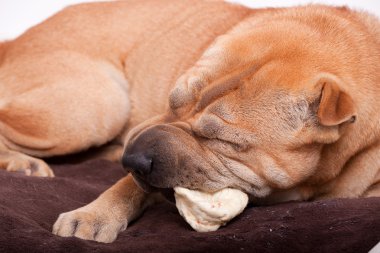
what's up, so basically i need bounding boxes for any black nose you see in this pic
[122,153,152,176]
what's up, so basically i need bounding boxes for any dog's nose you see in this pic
[122,152,152,176]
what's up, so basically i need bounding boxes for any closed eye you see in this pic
[192,112,253,152]
[218,138,247,152]
[192,127,248,152]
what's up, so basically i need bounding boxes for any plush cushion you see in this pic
[0,159,378,253]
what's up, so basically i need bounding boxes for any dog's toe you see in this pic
[52,212,80,237]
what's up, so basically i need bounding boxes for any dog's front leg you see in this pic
[53,174,158,243]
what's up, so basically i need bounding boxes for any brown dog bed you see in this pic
[0,159,379,253]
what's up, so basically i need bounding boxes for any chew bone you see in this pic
[174,187,249,232]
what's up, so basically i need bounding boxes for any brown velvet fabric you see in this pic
[0,159,379,253]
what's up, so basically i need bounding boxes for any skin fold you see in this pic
[0,0,378,243]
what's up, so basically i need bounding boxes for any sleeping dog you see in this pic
[0,0,379,243]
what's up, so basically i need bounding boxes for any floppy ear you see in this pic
[317,78,356,126]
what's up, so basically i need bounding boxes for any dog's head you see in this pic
[122,20,357,198]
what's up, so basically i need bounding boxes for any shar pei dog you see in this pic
[0,0,378,243]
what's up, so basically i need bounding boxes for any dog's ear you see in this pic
[317,77,356,126]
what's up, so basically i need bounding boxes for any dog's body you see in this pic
[0,0,379,243]
[0,0,248,168]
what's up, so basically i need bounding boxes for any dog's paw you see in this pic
[52,205,128,243]
[169,72,204,110]
[5,155,54,177]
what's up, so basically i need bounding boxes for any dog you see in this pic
[0,0,379,243]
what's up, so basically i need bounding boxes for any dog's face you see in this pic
[123,27,357,198]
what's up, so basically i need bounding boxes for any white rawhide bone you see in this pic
[174,187,249,232]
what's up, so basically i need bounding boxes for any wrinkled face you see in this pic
[122,28,356,198]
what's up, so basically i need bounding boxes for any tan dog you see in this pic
[0,0,379,243]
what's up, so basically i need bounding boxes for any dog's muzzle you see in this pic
[121,123,225,193]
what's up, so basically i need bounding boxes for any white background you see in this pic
[0,0,379,40]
